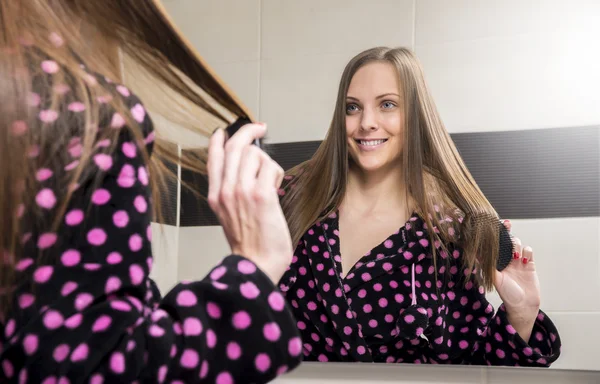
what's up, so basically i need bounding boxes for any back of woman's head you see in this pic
[282,46,500,290]
[0,0,251,310]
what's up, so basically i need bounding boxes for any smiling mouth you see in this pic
[355,139,388,146]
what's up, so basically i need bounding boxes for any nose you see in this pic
[360,106,378,132]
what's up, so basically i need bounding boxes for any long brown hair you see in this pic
[281,47,500,290]
[0,1,251,312]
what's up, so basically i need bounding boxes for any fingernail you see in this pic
[504,220,510,225]
[522,257,528,264]
[513,251,520,259]
[211,127,221,136]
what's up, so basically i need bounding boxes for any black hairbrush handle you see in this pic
[497,220,514,271]
[225,116,262,148]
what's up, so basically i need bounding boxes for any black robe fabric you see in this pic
[278,208,561,366]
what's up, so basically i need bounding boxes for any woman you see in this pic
[0,1,301,383]
[278,47,561,366]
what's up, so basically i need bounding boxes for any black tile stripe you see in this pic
[176,125,599,226]
[154,142,179,226]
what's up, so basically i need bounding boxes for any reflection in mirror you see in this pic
[165,0,599,373]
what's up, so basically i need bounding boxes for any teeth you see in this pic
[360,139,385,146]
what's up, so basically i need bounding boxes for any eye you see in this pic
[345,103,360,114]
[381,101,396,109]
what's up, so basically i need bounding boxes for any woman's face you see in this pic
[345,61,404,174]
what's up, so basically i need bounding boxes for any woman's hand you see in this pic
[207,123,293,284]
[493,220,541,343]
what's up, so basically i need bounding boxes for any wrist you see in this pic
[505,305,539,343]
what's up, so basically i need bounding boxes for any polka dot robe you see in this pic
[0,55,302,383]
[278,181,561,366]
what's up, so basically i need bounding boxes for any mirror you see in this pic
[158,0,600,373]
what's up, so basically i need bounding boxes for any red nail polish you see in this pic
[522,257,528,264]
[513,251,519,259]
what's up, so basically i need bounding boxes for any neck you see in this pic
[342,161,411,216]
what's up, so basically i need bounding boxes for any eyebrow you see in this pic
[346,93,401,101]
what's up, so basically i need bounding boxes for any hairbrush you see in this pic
[496,220,513,271]
[225,116,262,148]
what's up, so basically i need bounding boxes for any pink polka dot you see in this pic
[49,32,64,47]
[34,265,54,283]
[89,374,103,384]
[43,310,64,330]
[94,154,113,171]
[61,281,78,296]
[200,361,209,379]
[112,211,129,228]
[176,290,197,307]
[53,344,70,362]
[23,334,39,355]
[183,317,203,336]
[180,349,199,369]
[129,234,142,252]
[263,322,281,342]
[255,353,271,372]
[11,120,28,136]
[268,292,285,312]
[216,372,233,384]
[36,188,57,209]
[2,360,14,378]
[105,276,121,294]
[107,252,123,264]
[92,315,112,333]
[4,319,15,338]
[238,259,257,274]
[18,293,35,309]
[138,166,149,186]
[92,189,111,205]
[111,113,125,129]
[87,228,107,246]
[149,325,165,337]
[75,293,93,311]
[227,342,241,360]
[36,168,53,181]
[116,85,130,97]
[357,346,366,355]
[207,329,217,348]
[68,102,86,112]
[38,233,58,249]
[110,352,125,374]
[404,314,415,324]
[384,239,394,248]
[240,281,260,299]
[39,110,59,123]
[133,196,147,213]
[71,343,89,362]
[65,209,84,226]
[496,349,506,358]
[110,300,132,312]
[459,340,469,349]
[61,250,81,267]
[288,337,302,356]
[232,311,251,330]
[207,302,222,319]
[122,142,137,158]
[16,258,33,271]
[157,366,167,383]
[129,264,144,285]
[41,60,59,73]
[131,104,146,123]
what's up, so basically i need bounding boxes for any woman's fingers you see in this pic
[256,155,284,202]
[222,123,267,196]
[512,236,523,260]
[237,145,262,200]
[522,246,534,264]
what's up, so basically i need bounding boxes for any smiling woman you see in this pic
[278,46,561,366]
